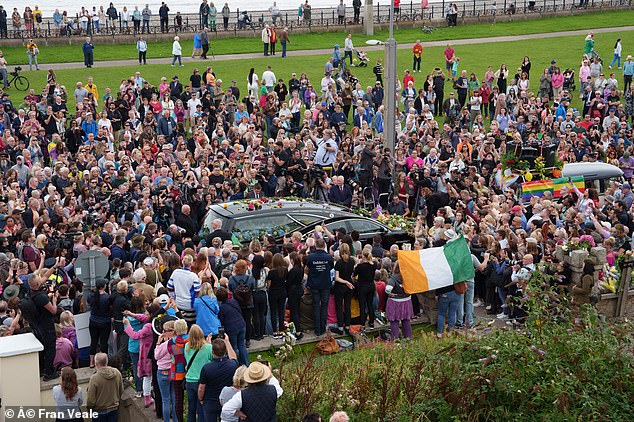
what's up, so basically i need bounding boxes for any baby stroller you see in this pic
[353,49,368,67]
[563,68,576,92]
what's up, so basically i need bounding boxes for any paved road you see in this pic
[34,25,634,70]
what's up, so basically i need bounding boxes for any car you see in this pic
[200,198,413,249]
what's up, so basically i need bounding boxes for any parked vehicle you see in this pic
[200,199,413,248]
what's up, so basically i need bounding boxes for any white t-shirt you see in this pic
[262,70,276,87]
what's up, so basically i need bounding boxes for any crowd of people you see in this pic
[0,21,633,420]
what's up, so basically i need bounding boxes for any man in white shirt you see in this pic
[262,66,276,92]
[167,254,201,326]
[344,33,354,66]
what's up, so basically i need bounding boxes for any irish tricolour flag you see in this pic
[398,236,475,294]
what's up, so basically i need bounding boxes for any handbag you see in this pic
[316,335,339,355]
[454,281,467,295]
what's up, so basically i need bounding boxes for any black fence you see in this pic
[2,0,631,41]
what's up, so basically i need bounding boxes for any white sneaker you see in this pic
[474,299,483,307]
[485,305,492,310]
[496,313,507,319]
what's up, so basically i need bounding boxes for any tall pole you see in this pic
[384,1,397,182]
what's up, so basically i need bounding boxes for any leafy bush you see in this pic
[276,282,634,421]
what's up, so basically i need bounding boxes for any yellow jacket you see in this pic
[26,42,38,55]
[86,83,99,99]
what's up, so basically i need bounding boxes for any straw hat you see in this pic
[243,362,272,384]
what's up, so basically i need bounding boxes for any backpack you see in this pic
[231,275,253,307]
[18,294,41,325]
[214,260,233,278]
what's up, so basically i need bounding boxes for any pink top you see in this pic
[124,316,154,377]
[54,337,77,369]
[154,341,172,371]
[579,65,591,83]
[551,73,564,88]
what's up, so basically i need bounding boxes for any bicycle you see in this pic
[6,67,29,91]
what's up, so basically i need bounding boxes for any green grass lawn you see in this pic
[11,29,634,113]
[1,9,633,65]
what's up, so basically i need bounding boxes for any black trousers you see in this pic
[202,43,209,59]
[138,50,147,64]
[270,42,276,55]
[357,283,375,326]
[89,321,110,355]
[263,43,269,56]
[160,17,168,32]
[333,284,352,328]
[84,52,94,67]
[625,75,632,92]
[133,19,140,33]
[353,7,360,23]
[223,17,229,30]
[114,328,131,370]
[338,16,344,24]
[268,289,287,333]
[142,20,150,33]
[413,56,421,72]
[287,285,303,333]
[35,325,56,376]
[434,90,444,116]
[252,290,268,338]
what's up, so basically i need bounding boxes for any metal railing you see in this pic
[1,0,631,41]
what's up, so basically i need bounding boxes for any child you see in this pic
[373,58,384,86]
[451,57,460,78]
[54,324,77,370]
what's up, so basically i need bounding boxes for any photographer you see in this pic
[286,149,307,184]
[358,138,377,192]
[376,147,394,208]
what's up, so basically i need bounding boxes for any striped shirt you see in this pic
[167,267,201,311]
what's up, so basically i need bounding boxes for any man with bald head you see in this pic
[176,204,198,238]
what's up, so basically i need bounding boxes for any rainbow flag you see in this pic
[553,176,584,198]
[521,180,553,201]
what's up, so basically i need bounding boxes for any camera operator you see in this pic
[311,128,338,171]
[311,169,331,202]
[272,140,290,177]
[358,138,378,197]
[286,149,307,184]
[256,164,278,197]
[153,187,175,231]
[376,146,394,208]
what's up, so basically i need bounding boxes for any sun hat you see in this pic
[2,284,19,301]
[243,361,272,384]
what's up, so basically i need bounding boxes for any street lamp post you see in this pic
[384,1,397,182]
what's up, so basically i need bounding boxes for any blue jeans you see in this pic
[228,328,249,366]
[186,381,204,422]
[437,290,460,334]
[311,288,330,336]
[172,55,182,66]
[28,53,39,70]
[157,370,176,422]
[610,54,621,68]
[93,410,118,422]
[457,281,475,327]
[281,41,287,57]
[129,352,142,393]
[0,68,8,88]
[203,401,221,422]
[498,287,508,315]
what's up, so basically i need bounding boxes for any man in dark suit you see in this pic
[328,175,352,207]
[169,75,183,101]
[245,183,264,199]
[205,218,232,247]
[175,204,198,238]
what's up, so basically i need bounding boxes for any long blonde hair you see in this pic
[186,324,206,352]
